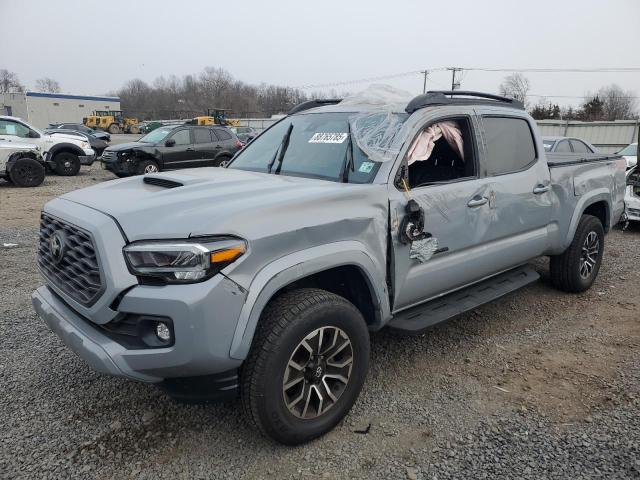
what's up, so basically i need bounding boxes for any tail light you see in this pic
[235,139,243,149]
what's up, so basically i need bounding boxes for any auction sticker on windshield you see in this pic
[309,132,348,144]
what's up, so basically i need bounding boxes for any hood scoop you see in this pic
[143,176,184,189]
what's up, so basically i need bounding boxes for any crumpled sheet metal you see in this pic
[409,237,439,263]
[414,192,452,222]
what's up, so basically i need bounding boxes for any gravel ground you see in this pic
[1,165,639,479]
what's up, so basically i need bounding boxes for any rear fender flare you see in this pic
[228,241,389,360]
[564,189,610,247]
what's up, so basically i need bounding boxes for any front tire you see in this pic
[241,288,370,445]
[550,214,604,293]
[136,159,159,175]
[53,152,81,176]
[108,124,120,134]
[9,158,45,187]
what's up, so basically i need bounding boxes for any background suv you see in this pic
[101,124,242,176]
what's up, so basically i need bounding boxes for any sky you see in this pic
[2,0,639,108]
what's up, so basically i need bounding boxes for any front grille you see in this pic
[628,208,640,216]
[101,150,116,161]
[38,213,104,306]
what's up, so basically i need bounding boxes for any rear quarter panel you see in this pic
[549,156,626,252]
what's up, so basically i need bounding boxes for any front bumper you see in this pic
[33,273,247,383]
[32,199,248,384]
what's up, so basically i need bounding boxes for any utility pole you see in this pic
[447,67,462,93]
[421,70,429,94]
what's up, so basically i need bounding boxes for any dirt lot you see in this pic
[1,165,639,479]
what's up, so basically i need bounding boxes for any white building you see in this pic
[0,91,121,128]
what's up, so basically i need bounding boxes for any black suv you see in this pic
[101,125,242,176]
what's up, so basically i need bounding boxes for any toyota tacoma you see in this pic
[32,88,627,445]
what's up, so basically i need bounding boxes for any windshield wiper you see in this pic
[340,121,354,183]
[267,123,294,174]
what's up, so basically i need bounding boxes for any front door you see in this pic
[160,128,199,169]
[390,113,494,311]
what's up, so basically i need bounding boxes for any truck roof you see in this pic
[290,91,525,116]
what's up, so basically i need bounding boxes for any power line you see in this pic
[294,66,640,90]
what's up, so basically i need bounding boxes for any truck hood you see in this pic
[104,141,150,152]
[59,168,386,242]
[45,132,89,145]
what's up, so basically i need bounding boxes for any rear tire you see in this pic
[136,159,159,175]
[241,288,370,445]
[550,214,604,293]
[9,158,45,187]
[53,152,81,176]
[108,124,120,134]
[129,125,140,135]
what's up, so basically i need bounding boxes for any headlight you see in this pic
[123,238,246,284]
[80,141,90,149]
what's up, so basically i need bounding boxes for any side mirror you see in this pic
[28,130,40,139]
[165,138,175,147]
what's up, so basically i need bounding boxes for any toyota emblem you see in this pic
[49,230,67,264]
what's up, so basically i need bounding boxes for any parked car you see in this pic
[0,142,46,187]
[101,124,242,177]
[624,166,640,222]
[0,116,95,176]
[617,142,637,169]
[48,123,111,142]
[542,136,597,154]
[32,90,626,445]
[45,129,109,157]
[231,126,258,143]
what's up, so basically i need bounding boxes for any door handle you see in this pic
[467,196,488,208]
[533,184,550,194]
[186,148,194,151]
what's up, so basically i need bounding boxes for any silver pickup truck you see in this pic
[32,90,627,445]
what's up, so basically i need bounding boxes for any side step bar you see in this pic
[388,266,540,334]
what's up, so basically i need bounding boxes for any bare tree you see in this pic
[499,73,530,106]
[117,67,309,120]
[35,77,61,93]
[0,69,24,93]
[596,84,637,120]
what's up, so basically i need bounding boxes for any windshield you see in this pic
[139,126,174,143]
[228,112,407,183]
[542,139,556,152]
[618,143,637,156]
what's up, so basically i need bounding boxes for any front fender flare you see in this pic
[228,241,390,360]
[46,142,85,160]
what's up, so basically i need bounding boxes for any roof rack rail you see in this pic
[405,90,524,113]
[288,99,342,115]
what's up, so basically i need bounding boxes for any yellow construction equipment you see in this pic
[84,111,140,134]
[188,109,241,127]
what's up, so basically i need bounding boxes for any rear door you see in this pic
[193,127,218,166]
[476,112,553,264]
[160,128,199,169]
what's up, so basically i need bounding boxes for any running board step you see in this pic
[388,266,540,334]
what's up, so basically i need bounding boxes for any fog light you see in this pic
[156,322,171,342]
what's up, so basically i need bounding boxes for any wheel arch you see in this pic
[564,191,611,248]
[47,142,84,161]
[229,242,390,360]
